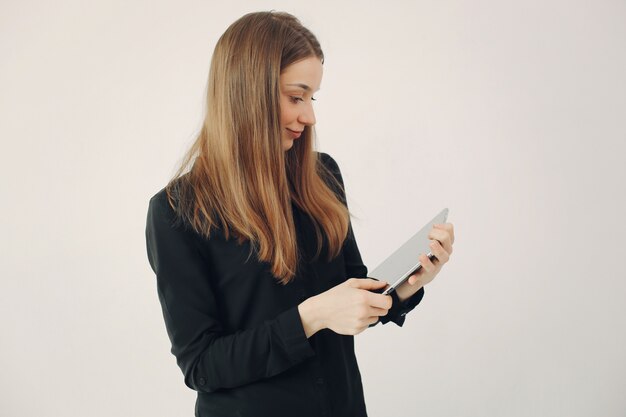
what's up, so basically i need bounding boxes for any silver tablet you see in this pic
[369,208,449,295]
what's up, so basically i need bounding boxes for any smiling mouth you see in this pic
[287,128,303,138]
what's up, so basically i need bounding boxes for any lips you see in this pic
[286,128,303,139]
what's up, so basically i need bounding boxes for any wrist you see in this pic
[298,296,325,338]
[395,279,425,303]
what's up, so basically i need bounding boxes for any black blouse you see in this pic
[145,152,425,417]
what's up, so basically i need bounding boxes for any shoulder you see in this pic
[146,187,178,233]
[316,151,340,172]
[147,173,190,221]
[316,151,344,186]
[147,177,224,238]
[148,187,173,217]
[146,183,191,234]
[315,151,347,203]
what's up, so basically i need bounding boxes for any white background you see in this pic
[1,0,625,416]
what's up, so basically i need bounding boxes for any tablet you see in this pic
[369,208,449,296]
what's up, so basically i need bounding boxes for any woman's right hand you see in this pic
[298,278,392,337]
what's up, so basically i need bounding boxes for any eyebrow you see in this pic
[286,83,312,91]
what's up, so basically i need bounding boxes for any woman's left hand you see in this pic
[398,223,455,298]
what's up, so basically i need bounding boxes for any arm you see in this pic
[145,194,316,393]
[319,153,425,327]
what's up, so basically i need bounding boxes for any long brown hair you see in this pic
[165,11,351,284]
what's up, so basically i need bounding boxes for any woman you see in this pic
[145,11,454,417]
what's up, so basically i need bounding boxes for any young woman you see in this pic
[145,11,454,417]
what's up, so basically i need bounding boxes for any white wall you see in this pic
[1,0,624,416]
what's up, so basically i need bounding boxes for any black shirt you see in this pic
[145,152,425,417]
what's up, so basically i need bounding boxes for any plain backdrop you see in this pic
[1,0,625,416]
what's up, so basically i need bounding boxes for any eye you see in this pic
[289,96,316,103]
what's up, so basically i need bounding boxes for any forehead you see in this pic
[280,57,323,90]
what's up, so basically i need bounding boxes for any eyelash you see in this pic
[290,96,316,103]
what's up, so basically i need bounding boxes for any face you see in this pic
[279,56,323,151]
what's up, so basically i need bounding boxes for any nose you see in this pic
[298,101,316,126]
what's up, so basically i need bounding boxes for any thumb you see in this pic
[350,278,388,289]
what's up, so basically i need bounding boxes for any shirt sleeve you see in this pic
[145,193,316,393]
[319,152,425,327]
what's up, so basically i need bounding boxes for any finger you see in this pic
[408,273,421,285]
[429,240,450,264]
[350,278,388,290]
[366,293,393,310]
[427,229,453,254]
[368,316,381,326]
[428,228,451,247]
[419,253,437,273]
[369,306,389,317]
[434,223,454,245]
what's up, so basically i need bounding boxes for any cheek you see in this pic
[279,101,295,125]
